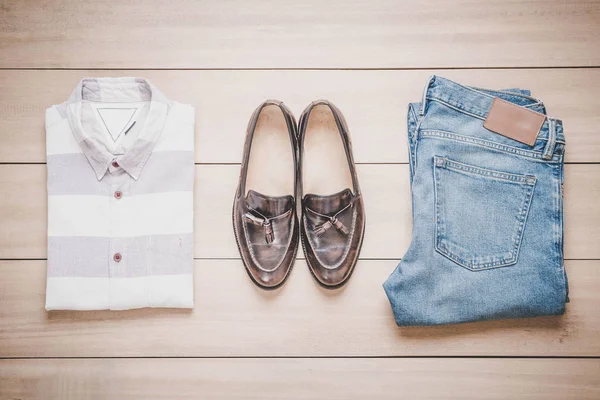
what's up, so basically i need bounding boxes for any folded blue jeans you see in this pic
[383,76,569,326]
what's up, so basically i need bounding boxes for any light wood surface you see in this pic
[0,164,599,259]
[0,0,599,397]
[0,260,598,357]
[1,358,599,400]
[0,0,599,69]
[1,69,599,163]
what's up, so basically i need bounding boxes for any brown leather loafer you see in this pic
[298,101,366,288]
[233,100,299,289]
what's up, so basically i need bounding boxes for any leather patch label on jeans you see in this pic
[483,97,546,146]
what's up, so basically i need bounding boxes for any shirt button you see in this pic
[114,191,123,199]
[113,253,122,262]
[111,161,119,168]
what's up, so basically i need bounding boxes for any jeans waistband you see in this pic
[420,76,565,145]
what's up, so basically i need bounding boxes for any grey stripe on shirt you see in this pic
[47,151,194,196]
[48,233,194,278]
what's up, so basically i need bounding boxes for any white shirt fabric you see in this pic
[45,77,195,310]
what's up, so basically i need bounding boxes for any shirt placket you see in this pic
[107,164,129,309]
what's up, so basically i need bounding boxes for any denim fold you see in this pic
[383,76,568,326]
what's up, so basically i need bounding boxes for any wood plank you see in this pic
[1,0,599,69]
[1,358,599,400]
[0,164,598,260]
[0,260,598,357]
[1,69,599,163]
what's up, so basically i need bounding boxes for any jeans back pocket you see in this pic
[433,156,536,271]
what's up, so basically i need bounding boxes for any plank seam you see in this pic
[1,356,599,360]
[0,258,596,261]
[1,162,598,166]
[0,66,599,71]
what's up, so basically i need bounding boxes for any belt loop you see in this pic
[542,118,556,160]
[419,75,435,117]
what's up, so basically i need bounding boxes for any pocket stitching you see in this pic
[435,156,537,185]
[433,156,536,271]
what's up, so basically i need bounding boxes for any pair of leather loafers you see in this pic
[233,100,366,289]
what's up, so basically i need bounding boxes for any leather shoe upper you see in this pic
[298,101,366,288]
[233,101,299,289]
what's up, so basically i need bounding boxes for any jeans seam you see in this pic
[469,85,544,104]
[426,84,544,116]
[439,157,537,185]
[423,97,565,145]
[513,180,536,269]
[407,104,419,183]
[437,77,544,104]
[557,163,568,302]
[420,130,563,163]
[427,97,487,120]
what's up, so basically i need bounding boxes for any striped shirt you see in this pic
[45,78,195,310]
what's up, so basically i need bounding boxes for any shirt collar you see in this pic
[66,77,171,180]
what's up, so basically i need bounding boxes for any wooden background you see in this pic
[1,0,600,398]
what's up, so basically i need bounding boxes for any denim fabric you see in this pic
[383,76,569,326]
